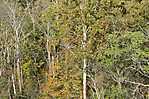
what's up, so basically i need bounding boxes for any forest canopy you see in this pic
[0,0,149,99]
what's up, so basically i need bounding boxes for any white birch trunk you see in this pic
[46,22,52,74]
[83,25,87,99]
[16,29,22,93]
[12,73,16,95]
[80,0,87,98]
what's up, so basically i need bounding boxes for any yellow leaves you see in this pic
[40,55,82,98]
[41,75,66,97]
[22,60,31,78]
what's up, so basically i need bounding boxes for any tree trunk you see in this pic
[12,73,16,95]
[80,0,87,98]
[16,29,22,93]
[83,25,87,99]
[46,22,52,74]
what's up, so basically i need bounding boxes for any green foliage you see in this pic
[23,60,31,78]
[105,85,128,99]
[101,32,145,69]
[99,31,149,98]
[1,0,149,98]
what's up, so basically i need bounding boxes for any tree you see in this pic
[1,0,149,98]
